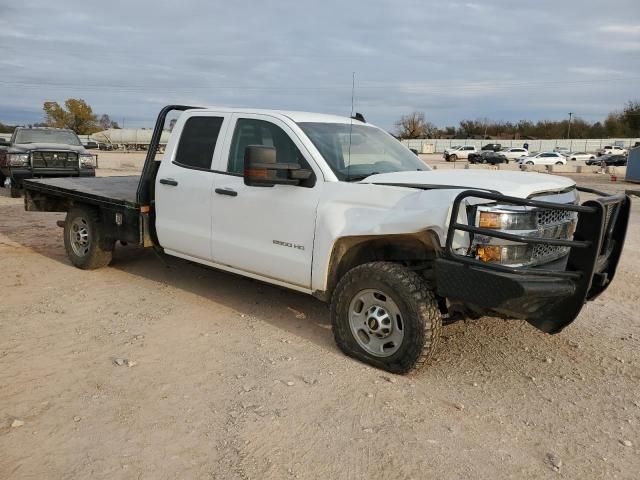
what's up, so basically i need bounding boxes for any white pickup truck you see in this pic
[23,105,630,374]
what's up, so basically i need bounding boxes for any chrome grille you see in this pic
[532,208,577,263]
[536,208,575,227]
[31,151,78,169]
[532,244,570,262]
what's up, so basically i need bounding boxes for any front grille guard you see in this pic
[30,151,79,169]
[444,187,631,301]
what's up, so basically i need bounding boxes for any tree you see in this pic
[43,98,99,134]
[622,100,640,136]
[603,111,626,137]
[0,122,16,134]
[394,112,437,139]
[98,114,120,131]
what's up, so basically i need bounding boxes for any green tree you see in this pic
[43,99,99,134]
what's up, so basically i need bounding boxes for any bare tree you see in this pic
[394,112,436,139]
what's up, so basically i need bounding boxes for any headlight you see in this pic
[477,207,538,230]
[7,153,29,166]
[80,154,95,167]
[471,204,577,266]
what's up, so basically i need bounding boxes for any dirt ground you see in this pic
[1,168,639,479]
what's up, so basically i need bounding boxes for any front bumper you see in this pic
[435,187,630,333]
[3,167,95,187]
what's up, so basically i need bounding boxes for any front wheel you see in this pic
[331,262,442,374]
[10,186,21,198]
[449,154,457,162]
[64,206,114,269]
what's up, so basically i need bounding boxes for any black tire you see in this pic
[449,154,457,162]
[63,206,113,269]
[330,262,442,374]
[526,161,534,165]
[10,186,21,198]
[555,161,563,165]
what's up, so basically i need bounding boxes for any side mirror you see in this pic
[243,145,313,187]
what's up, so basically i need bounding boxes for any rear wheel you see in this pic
[10,186,21,198]
[63,206,113,269]
[555,161,563,165]
[331,262,442,374]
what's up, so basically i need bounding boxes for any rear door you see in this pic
[209,113,322,289]
[155,112,230,260]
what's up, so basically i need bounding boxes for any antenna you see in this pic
[347,72,355,180]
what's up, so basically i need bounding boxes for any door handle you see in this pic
[160,178,178,186]
[215,188,238,197]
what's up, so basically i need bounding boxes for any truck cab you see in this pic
[22,106,630,374]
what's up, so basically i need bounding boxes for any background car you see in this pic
[553,146,571,156]
[518,152,567,166]
[481,143,501,152]
[468,151,507,164]
[499,147,529,161]
[568,152,596,161]
[443,145,477,161]
[596,145,628,156]
[586,154,627,166]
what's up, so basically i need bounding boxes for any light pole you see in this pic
[567,112,573,139]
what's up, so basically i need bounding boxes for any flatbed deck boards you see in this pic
[24,176,141,208]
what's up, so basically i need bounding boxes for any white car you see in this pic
[518,152,567,166]
[443,145,477,161]
[553,147,571,156]
[499,147,529,161]
[567,152,596,161]
[597,145,628,156]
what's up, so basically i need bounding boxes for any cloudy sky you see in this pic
[1,0,639,130]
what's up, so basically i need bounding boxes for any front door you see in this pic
[155,112,229,260]
[210,114,322,289]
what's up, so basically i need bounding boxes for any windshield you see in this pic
[297,122,429,181]
[14,129,81,146]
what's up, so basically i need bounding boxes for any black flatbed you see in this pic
[24,176,141,209]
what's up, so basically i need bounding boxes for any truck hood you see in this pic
[361,170,575,198]
[10,143,86,153]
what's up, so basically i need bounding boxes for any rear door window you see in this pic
[174,116,224,170]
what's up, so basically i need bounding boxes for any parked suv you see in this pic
[0,127,95,197]
[443,145,477,161]
[597,145,628,157]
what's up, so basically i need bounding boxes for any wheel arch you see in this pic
[316,230,442,302]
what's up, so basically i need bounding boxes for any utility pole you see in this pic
[567,112,573,139]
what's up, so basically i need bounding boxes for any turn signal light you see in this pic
[477,245,502,262]
[479,212,502,229]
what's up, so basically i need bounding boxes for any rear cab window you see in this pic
[174,116,225,170]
